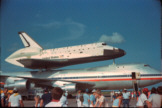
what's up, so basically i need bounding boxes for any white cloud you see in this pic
[98,32,125,44]
[37,21,62,29]
[36,19,86,40]
[65,19,85,40]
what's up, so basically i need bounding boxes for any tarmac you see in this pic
[23,97,137,107]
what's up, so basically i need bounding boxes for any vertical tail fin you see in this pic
[18,32,43,49]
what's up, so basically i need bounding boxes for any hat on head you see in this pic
[143,88,149,93]
[92,89,96,93]
[124,88,127,91]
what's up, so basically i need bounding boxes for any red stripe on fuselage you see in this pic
[0,82,5,85]
[72,77,162,82]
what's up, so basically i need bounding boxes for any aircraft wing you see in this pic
[0,74,95,88]
[17,59,70,69]
[0,74,10,84]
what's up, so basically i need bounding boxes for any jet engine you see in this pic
[61,83,76,93]
[52,81,77,93]
[4,79,35,91]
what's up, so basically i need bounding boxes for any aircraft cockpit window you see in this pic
[144,65,150,67]
[102,43,107,46]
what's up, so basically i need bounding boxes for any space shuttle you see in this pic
[5,32,126,70]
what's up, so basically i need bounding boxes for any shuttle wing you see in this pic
[17,59,69,69]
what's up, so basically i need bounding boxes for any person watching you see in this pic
[136,88,149,107]
[90,89,96,107]
[122,88,130,107]
[8,88,24,107]
[40,88,52,107]
[146,86,162,107]
[94,90,107,107]
[1,88,8,107]
[45,87,63,107]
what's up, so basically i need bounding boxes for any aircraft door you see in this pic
[132,72,141,92]
[132,72,141,80]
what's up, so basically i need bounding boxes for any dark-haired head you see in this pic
[51,87,63,100]
[151,87,157,94]
[157,86,162,95]
[44,88,49,93]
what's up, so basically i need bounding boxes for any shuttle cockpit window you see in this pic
[102,42,107,46]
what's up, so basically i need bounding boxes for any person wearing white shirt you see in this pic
[76,90,83,107]
[110,91,114,102]
[94,90,108,107]
[136,88,149,107]
[60,92,68,107]
[8,88,24,107]
[122,88,130,107]
[45,87,63,107]
[146,86,162,108]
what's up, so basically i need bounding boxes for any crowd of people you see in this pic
[1,88,24,107]
[1,86,162,107]
[0,87,68,107]
[75,86,162,107]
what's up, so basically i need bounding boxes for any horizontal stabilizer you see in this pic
[18,32,43,49]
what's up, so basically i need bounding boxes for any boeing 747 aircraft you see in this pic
[5,32,125,70]
[1,63,161,96]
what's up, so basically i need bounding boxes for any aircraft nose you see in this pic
[103,48,126,58]
[118,48,126,56]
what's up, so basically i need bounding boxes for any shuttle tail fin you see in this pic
[18,32,43,49]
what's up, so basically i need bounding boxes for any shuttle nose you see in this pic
[118,48,126,56]
[103,48,126,58]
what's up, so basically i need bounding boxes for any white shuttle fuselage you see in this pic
[5,32,125,69]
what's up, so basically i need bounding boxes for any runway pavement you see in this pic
[23,97,137,107]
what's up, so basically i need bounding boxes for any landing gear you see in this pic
[113,59,115,65]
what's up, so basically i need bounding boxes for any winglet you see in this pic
[18,32,43,49]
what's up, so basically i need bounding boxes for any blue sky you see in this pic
[1,0,161,87]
